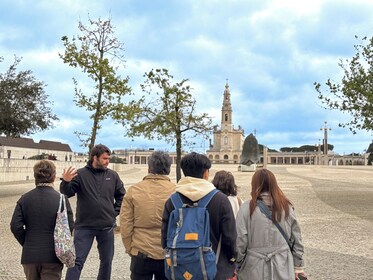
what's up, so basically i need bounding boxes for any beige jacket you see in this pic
[120,174,175,260]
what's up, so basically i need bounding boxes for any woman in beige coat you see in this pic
[236,169,308,280]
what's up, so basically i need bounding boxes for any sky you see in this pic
[1,0,373,155]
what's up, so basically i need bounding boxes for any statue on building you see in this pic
[240,133,260,166]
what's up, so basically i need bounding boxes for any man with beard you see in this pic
[60,144,125,280]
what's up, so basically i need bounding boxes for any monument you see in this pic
[239,133,260,171]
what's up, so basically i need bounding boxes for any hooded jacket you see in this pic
[60,161,125,229]
[161,177,237,279]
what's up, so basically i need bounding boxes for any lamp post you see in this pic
[320,121,332,155]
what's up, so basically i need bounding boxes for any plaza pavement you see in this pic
[0,164,372,279]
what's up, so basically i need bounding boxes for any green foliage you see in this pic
[279,144,333,153]
[0,56,58,136]
[28,153,48,160]
[123,68,213,181]
[258,144,278,153]
[60,16,132,153]
[315,35,373,133]
[109,156,126,164]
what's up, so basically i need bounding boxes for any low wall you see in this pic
[0,159,84,182]
[0,159,129,183]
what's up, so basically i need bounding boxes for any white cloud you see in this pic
[1,0,373,154]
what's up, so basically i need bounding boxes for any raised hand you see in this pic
[62,166,78,182]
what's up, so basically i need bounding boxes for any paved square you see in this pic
[1,164,372,279]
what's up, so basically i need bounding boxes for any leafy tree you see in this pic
[109,155,126,164]
[60,16,131,153]
[0,56,58,137]
[279,144,333,153]
[124,69,213,181]
[258,144,278,153]
[315,36,373,133]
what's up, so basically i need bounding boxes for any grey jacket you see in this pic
[236,200,305,280]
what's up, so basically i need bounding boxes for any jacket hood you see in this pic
[176,176,216,202]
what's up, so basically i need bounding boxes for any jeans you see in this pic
[130,255,166,280]
[65,227,114,280]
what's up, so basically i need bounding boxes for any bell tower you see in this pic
[221,81,233,132]
[206,81,244,163]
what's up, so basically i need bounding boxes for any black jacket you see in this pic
[10,186,74,264]
[60,161,125,229]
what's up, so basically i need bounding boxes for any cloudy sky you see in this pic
[1,0,373,155]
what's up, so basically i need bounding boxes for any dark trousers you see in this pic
[130,255,166,280]
[23,263,63,280]
[65,227,114,280]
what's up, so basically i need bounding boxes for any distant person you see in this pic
[236,168,308,280]
[10,160,74,280]
[60,144,125,280]
[162,152,237,280]
[120,151,176,279]
[212,170,243,218]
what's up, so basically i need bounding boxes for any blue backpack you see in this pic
[165,189,219,280]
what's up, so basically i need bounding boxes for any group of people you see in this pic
[10,144,308,280]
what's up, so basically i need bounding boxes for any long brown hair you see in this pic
[249,169,291,222]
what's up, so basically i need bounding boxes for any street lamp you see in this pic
[320,121,332,155]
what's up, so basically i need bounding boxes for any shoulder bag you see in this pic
[54,194,76,268]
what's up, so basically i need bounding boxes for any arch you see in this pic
[208,154,213,160]
[225,114,228,122]
[224,154,228,160]
[233,154,238,160]
[215,155,220,160]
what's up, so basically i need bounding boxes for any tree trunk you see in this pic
[176,131,182,182]
[88,50,104,155]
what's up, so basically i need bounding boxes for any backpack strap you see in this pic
[198,189,219,208]
[170,192,184,209]
[257,200,294,251]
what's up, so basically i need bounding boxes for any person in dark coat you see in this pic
[162,152,237,280]
[60,144,125,280]
[10,160,74,280]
